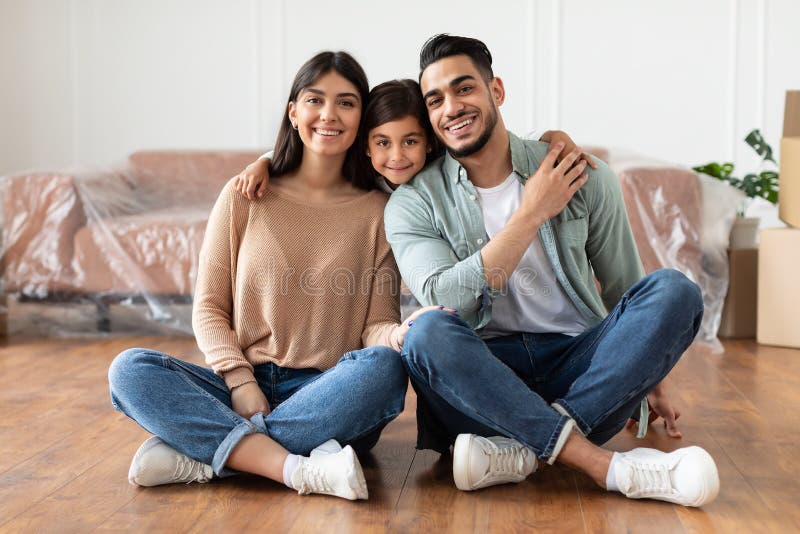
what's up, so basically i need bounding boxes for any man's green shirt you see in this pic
[384,131,645,331]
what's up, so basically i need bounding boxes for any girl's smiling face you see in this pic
[367,115,430,186]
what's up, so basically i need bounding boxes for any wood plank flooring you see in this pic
[0,336,797,533]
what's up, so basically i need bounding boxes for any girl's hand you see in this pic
[234,157,271,200]
[230,381,271,419]
[539,130,599,171]
[390,305,458,350]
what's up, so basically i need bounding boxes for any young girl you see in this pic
[108,52,452,501]
[233,78,596,199]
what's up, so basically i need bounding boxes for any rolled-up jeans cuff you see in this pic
[211,417,263,477]
[551,402,585,436]
[546,418,576,465]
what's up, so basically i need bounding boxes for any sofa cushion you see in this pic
[71,206,209,294]
[128,150,264,208]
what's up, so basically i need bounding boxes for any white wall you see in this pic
[1,0,799,176]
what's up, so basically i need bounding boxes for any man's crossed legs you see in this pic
[401,269,720,507]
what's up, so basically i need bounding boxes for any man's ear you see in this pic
[490,77,506,106]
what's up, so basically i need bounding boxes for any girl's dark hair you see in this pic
[362,79,443,179]
[269,51,374,190]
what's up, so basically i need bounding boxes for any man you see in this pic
[384,34,719,507]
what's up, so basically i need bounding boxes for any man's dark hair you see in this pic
[419,34,494,82]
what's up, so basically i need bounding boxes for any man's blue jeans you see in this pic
[108,346,407,477]
[401,269,703,464]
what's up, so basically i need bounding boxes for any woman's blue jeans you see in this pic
[401,269,704,464]
[108,345,407,477]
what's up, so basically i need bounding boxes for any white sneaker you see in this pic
[613,446,720,507]
[310,439,343,458]
[128,436,214,487]
[452,434,538,491]
[290,445,368,500]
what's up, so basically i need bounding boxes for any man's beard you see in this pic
[445,105,499,159]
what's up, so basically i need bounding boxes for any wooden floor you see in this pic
[0,336,798,533]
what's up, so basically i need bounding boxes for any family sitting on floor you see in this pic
[108,34,720,507]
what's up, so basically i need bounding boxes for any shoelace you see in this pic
[174,455,210,484]
[626,461,674,497]
[487,443,526,477]
[298,462,333,495]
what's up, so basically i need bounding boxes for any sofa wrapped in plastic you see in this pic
[1,147,741,351]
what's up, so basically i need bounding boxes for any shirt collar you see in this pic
[442,130,536,184]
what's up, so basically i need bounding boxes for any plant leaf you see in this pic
[693,162,735,179]
[745,129,777,163]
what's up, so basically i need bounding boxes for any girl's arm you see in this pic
[234,152,272,200]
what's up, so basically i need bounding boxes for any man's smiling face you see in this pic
[420,54,503,158]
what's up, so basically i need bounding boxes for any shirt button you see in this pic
[469,195,476,201]
[477,238,484,245]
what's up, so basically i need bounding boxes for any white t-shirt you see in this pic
[475,173,588,338]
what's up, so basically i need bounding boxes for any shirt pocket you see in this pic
[555,216,588,246]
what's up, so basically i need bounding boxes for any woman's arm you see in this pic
[361,222,456,350]
[361,223,403,349]
[192,183,255,389]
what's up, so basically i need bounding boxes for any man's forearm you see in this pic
[480,209,543,290]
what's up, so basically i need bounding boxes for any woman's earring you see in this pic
[291,122,298,130]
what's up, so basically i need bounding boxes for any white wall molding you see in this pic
[756,0,767,131]
[532,0,562,132]
[257,0,286,149]
[69,0,80,165]
[727,0,739,161]
[524,0,536,131]
[2,0,799,175]
[250,0,262,147]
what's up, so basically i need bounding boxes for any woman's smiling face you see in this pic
[367,115,430,185]
[289,70,362,158]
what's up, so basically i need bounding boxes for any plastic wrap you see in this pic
[2,147,742,344]
[1,150,262,336]
[608,151,744,352]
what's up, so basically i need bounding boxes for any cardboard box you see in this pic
[757,228,800,348]
[780,91,800,228]
[719,248,758,338]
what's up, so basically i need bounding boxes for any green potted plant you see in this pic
[693,129,780,248]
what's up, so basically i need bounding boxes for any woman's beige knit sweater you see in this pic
[192,180,401,390]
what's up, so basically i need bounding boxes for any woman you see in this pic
[108,51,452,501]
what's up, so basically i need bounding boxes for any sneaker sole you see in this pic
[677,446,720,507]
[453,434,475,491]
[344,446,369,500]
[128,436,164,486]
